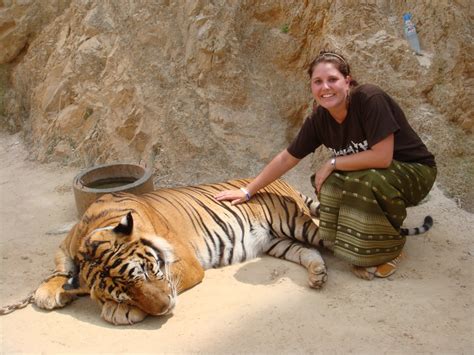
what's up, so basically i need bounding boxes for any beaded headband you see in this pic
[317,52,348,66]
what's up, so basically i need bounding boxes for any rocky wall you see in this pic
[1,0,473,210]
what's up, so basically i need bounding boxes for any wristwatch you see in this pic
[330,157,336,170]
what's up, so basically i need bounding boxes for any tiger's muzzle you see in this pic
[128,278,177,315]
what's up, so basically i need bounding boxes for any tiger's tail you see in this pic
[400,216,434,236]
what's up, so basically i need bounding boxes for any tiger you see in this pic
[33,178,433,325]
[34,179,328,325]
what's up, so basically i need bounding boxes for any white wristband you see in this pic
[240,187,251,201]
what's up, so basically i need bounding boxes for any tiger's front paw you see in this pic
[308,262,328,289]
[101,301,148,325]
[34,276,76,310]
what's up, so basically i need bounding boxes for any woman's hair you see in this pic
[307,50,359,87]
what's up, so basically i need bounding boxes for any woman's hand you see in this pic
[214,149,301,205]
[214,189,248,205]
[314,160,335,193]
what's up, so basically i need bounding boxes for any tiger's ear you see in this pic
[113,212,134,235]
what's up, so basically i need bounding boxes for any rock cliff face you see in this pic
[1,0,473,209]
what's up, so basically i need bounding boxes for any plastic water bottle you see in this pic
[403,12,421,54]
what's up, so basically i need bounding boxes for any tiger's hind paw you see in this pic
[308,263,328,289]
[101,301,148,325]
[34,276,76,310]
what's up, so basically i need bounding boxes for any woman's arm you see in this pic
[214,149,301,204]
[314,133,394,193]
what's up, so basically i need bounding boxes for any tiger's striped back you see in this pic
[140,179,318,269]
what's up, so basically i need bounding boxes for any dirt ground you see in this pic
[0,131,473,354]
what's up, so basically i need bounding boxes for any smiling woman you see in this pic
[215,50,437,280]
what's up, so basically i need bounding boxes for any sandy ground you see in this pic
[0,131,473,354]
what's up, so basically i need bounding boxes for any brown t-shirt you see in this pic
[287,84,436,167]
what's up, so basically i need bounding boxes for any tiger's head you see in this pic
[73,212,179,317]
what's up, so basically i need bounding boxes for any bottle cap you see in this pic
[403,13,412,21]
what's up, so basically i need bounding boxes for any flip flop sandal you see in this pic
[352,253,404,280]
[374,253,404,278]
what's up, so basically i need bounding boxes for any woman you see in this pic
[215,51,436,280]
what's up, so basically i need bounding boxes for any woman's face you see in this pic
[311,62,350,114]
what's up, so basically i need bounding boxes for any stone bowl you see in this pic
[73,163,154,217]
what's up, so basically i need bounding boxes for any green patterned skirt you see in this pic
[315,161,436,267]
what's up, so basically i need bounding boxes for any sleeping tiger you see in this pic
[34,179,328,325]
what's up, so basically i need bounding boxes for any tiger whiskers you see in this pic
[163,261,180,302]
[169,275,180,310]
[164,262,178,297]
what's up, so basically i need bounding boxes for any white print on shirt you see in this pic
[329,140,369,157]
